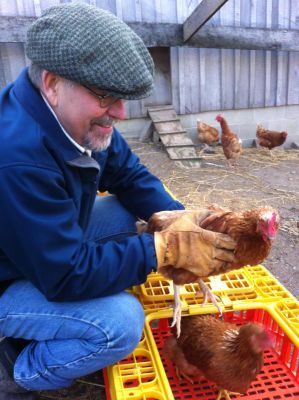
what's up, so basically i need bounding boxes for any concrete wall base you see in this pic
[116,105,299,148]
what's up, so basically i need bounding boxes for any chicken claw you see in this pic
[175,367,194,384]
[171,283,181,337]
[216,389,232,400]
[198,279,223,315]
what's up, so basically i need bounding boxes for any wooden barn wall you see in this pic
[0,0,298,118]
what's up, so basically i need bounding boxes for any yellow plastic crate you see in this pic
[133,265,296,316]
[136,269,255,301]
[274,300,299,336]
[105,303,299,400]
[104,333,168,400]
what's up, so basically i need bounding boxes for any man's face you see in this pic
[45,74,127,152]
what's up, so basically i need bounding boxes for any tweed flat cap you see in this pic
[25,3,154,99]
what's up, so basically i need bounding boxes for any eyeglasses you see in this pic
[81,84,119,108]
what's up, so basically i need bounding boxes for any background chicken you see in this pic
[142,205,279,336]
[197,119,220,153]
[164,314,273,399]
[256,124,288,156]
[216,114,243,166]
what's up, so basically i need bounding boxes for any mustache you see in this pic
[92,115,118,127]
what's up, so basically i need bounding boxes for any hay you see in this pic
[129,140,299,240]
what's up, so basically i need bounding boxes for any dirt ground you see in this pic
[38,139,299,400]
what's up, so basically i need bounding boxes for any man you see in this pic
[0,3,236,398]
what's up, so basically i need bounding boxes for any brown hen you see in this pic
[164,314,273,399]
[256,124,288,156]
[143,205,279,336]
[197,120,219,153]
[216,114,242,167]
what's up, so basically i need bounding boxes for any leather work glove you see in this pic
[147,209,213,234]
[154,214,236,279]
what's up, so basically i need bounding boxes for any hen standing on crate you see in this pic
[0,3,236,398]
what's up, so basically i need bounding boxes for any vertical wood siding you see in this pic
[0,0,298,118]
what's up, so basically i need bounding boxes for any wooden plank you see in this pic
[221,48,234,110]
[148,109,177,121]
[153,120,183,134]
[166,146,199,160]
[170,48,180,112]
[178,47,186,114]
[151,117,180,123]
[276,51,289,106]
[157,129,187,135]
[188,25,299,52]
[1,16,299,52]
[0,45,6,88]
[183,0,229,42]
[234,49,250,109]
[287,52,299,105]
[188,47,201,113]
[160,134,194,147]
[205,48,221,110]
[147,105,174,111]
[0,16,36,42]
[175,159,202,168]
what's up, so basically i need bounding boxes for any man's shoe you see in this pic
[0,337,38,399]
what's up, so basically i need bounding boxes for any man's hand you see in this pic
[154,214,236,279]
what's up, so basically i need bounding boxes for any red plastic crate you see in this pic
[149,309,299,400]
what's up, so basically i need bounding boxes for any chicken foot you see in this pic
[216,389,241,400]
[198,279,223,315]
[216,389,232,400]
[175,367,195,384]
[199,143,215,154]
[171,279,223,337]
[171,283,182,338]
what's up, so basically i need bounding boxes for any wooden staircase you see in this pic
[147,105,201,166]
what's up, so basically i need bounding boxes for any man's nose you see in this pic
[108,99,126,120]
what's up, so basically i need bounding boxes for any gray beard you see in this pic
[83,115,116,152]
[83,132,112,152]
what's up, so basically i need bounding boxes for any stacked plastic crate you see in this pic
[104,265,299,400]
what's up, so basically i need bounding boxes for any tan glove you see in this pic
[154,214,236,278]
[147,209,212,233]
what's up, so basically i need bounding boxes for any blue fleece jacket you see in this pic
[0,68,184,300]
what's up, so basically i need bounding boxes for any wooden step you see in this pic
[166,146,199,160]
[160,133,194,147]
[147,105,201,162]
[153,120,184,134]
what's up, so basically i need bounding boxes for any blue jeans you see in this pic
[0,196,144,391]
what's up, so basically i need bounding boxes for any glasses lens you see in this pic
[99,96,119,108]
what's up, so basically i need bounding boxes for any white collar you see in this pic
[40,92,91,156]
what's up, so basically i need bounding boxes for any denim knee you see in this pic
[105,293,145,357]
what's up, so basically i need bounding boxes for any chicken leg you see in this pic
[171,283,182,337]
[198,279,223,315]
[216,389,232,400]
[171,279,223,338]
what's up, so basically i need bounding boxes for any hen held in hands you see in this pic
[141,205,279,336]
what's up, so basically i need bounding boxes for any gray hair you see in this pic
[28,62,44,89]
[28,62,76,90]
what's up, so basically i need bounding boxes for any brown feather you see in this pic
[172,314,271,393]
[256,124,288,150]
[216,115,242,165]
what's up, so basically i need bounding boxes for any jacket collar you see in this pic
[12,67,98,168]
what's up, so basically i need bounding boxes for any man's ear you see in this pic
[41,70,60,107]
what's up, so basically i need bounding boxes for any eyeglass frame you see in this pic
[81,83,120,108]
